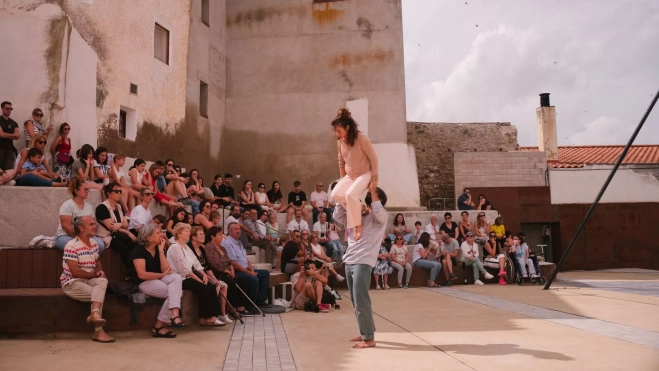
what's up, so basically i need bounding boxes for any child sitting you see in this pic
[511,233,537,278]
[16,148,67,187]
[373,240,393,290]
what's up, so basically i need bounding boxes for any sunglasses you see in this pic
[489,235,496,238]
[395,237,403,240]
[478,215,485,217]
[466,234,474,237]
[36,140,47,145]
[111,189,123,194]
[143,192,155,196]
[3,107,13,111]
[63,127,70,131]
[81,188,90,193]
[34,113,44,117]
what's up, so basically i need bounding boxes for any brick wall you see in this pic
[407,122,519,208]
[454,151,548,200]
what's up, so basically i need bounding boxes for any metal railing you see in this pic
[427,198,453,211]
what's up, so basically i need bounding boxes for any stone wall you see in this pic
[407,122,519,208]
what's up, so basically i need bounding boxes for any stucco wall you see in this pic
[549,165,659,204]
[223,0,416,205]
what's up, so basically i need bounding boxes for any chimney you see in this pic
[536,93,558,162]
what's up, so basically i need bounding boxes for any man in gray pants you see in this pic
[333,179,388,349]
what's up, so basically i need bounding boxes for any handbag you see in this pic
[56,151,71,164]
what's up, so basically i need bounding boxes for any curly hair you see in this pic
[331,107,359,146]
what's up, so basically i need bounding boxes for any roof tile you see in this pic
[519,145,659,168]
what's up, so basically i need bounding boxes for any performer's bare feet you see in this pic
[354,225,363,241]
[350,335,362,342]
[353,340,376,349]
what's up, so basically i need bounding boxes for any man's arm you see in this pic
[0,126,20,140]
[66,260,98,279]
[231,260,252,274]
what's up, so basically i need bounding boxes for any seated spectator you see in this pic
[310,181,332,224]
[439,233,459,286]
[209,211,222,229]
[124,159,149,209]
[491,216,506,247]
[71,144,103,190]
[457,211,473,244]
[412,221,423,244]
[96,182,136,269]
[325,222,344,263]
[148,163,184,214]
[256,209,268,238]
[389,234,413,288]
[60,216,114,343]
[313,212,330,247]
[511,233,537,278]
[161,161,190,206]
[166,208,187,238]
[23,107,52,147]
[211,202,220,212]
[373,242,392,290]
[0,167,16,185]
[222,222,272,313]
[225,205,252,250]
[287,209,310,235]
[92,147,112,185]
[255,182,275,211]
[286,180,308,222]
[388,213,412,244]
[0,101,20,175]
[238,180,260,211]
[167,223,224,326]
[188,226,233,324]
[484,232,507,284]
[281,230,304,274]
[55,177,105,252]
[457,188,475,210]
[245,208,277,269]
[474,212,491,245]
[309,232,344,282]
[15,134,65,183]
[204,226,247,316]
[440,212,459,240]
[209,174,224,205]
[265,212,279,243]
[214,173,239,208]
[275,234,290,271]
[267,181,286,212]
[187,169,206,203]
[413,232,442,287]
[476,194,495,211]
[425,215,441,247]
[50,122,73,181]
[128,188,155,236]
[291,259,329,313]
[194,200,216,231]
[299,229,311,258]
[460,232,494,285]
[16,147,67,187]
[107,154,135,213]
[130,224,184,338]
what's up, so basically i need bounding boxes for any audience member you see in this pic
[222,222,271,313]
[96,182,136,269]
[457,211,473,244]
[15,134,64,183]
[55,178,105,252]
[167,223,224,326]
[484,232,507,284]
[373,241,392,290]
[266,181,286,212]
[106,154,132,212]
[124,158,149,208]
[71,144,103,190]
[204,226,247,316]
[0,101,19,173]
[149,163,184,214]
[286,180,308,222]
[439,233,459,286]
[281,230,304,274]
[239,180,260,211]
[287,209,310,234]
[457,188,475,210]
[265,212,279,243]
[325,222,344,263]
[412,221,423,244]
[92,147,112,185]
[16,147,67,187]
[413,232,442,287]
[23,107,51,147]
[50,122,73,180]
[215,173,239,207]
[388,213,413,244]
[291,259,329,312]
[256,210,268,238]
[194,200,216,231]
[166,208,187,238]
[390,234,412,288]
[511,233,537,278]
[299,229,311,258]
[187,169,206,205]
[309,232,344,281]
[256,182,275,211]
[476,194,495,211]
[209,174,224,205]
[245,208,277,269]
[209,211,222,229]
[440,212,459,240]
[130,224,184,338]
[128,188,155,235]
[313,212,330,247]
[474,212,491,245]
[161,161,190,206]
[491,216,506,247]
[275,234,290,271]
[310,181,332,224]
[460,232,494,285]
[60,216,114,342]
[225,205,252,250]
[425,215,441,246]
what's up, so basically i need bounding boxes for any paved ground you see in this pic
[1,270,658,371]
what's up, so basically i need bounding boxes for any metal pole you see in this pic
[544,89,659,290]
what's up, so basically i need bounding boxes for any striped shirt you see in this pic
[60,237,99,287]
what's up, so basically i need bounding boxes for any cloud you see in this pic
[571,116,628,145]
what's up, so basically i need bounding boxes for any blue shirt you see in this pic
[22,160,46,172]
[457,194,474,210]
[221,235,248,269]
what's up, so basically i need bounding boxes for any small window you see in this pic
[119,110,127,138]
[154,23,169,64]
[199,81,209,117]
[130,83,138,95]
[201,0,210,26]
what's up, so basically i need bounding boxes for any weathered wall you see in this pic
[407,122,519,208]
[550,165,659,204]
[223,0,417,205]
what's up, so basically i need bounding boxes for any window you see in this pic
[130,83,138,95]
[154,23,169,64]
[119,110,127,138]
[199,81,208,117]
[201,0,210,26]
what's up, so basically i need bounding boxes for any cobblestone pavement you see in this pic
[223,314,296,371]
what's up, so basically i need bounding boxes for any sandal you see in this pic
[86,309,106,327]
[152,326,177,338]
[170,316,186,328]
[92,327,115,343]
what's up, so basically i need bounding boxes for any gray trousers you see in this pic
[345,264,375,341]
[462,258,487,281]
[390,261,413,285]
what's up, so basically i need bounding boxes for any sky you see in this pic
[402,0,659,146]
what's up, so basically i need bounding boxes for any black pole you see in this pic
[544,89,659,290]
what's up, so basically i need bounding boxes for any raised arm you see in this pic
[360,134,379,180]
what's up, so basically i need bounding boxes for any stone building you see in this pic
[0,0,419,207]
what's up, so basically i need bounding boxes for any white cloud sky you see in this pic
[403,0,659,146]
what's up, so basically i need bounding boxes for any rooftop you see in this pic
[520,145,659,168]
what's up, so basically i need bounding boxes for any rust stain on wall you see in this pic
[312,2,345,26]
[227,6,307,27]
[329,48,394,69]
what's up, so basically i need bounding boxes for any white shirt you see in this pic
[287,218,309,233]
[425,223,440,240]
[166,242,203,278]
[412,244,424,263]
[310,191,328,208]
[313,221,329,237]
[225,215,240,233]
[128,205,152,230]
[460,241,480,260]
[257,220,267,236]
[56,199,94,237]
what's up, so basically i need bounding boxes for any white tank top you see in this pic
[125,169,144,187]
